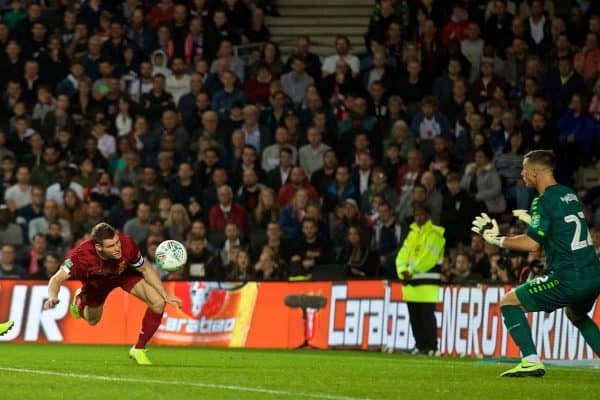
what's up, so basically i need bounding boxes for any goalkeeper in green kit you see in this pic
[471,150,600,377]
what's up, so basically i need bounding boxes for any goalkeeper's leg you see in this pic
[499,289,545,377]
[566,297,600,356]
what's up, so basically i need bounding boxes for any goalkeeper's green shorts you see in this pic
[515,272,600,315]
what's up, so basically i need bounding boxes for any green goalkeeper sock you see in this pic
[501,305,537,357]
[574,317,600,356]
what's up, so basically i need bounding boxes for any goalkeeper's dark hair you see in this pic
[524,149,555,171]
[91,222,117,244]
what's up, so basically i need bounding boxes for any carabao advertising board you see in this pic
[0,280,597,360]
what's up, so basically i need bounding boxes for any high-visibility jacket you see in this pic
[395,219,445,303]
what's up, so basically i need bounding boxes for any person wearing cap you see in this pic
[396,204,445,355]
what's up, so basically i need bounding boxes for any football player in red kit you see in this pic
[43,222,182,365]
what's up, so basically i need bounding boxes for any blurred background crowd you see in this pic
[0,0,599,283]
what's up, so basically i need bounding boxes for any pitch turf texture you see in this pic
[0,345,599,400]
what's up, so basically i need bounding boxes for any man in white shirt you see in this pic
[92,120,116,159]
[166,57,191,105]
[299,127,330,178]
[261,126,298,172]
[128,61,154,102]
[354,151,373,195]
[45,167,84,206]
[461,22,484,82]
[28,199,72,243]
[4,165,32,212]
[322,35,360,77]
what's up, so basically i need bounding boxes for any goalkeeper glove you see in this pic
[471,212,492,233]
[471,212,506,247]
[512,209,531,225]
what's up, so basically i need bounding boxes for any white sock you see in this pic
[524,354,541,363]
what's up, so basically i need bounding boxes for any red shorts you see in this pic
[80,268,143,308]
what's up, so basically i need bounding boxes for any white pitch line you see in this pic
[0,366,373,400]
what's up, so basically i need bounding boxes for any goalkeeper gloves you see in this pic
[512,209,531,225]
[471,212,506,247]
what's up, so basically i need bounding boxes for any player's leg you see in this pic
[71,287,107,326]
[499,290,538,360]
[129,279,166,348]
[566,296,600,356]
[498,281,550,377]
[127,279,165,365]
[0,320,14,336]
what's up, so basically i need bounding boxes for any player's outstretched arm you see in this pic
[43,267,71,309]
[138,262,183,308]
[497,234,540,253]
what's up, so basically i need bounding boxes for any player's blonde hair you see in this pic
[91,222,116,244]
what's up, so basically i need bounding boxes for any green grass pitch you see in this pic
[0,344,599,400]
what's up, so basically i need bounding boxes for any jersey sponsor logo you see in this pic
[560,193,578,204]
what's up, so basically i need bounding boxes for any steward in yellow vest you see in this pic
[395,205,445,354]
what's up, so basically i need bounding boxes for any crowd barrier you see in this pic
[0,280,598,360]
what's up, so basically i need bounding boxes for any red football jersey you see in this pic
[64,232,144,280]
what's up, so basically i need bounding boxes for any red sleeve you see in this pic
[64,247,83,277]
[63,241,94,278]
[119,233,145,268]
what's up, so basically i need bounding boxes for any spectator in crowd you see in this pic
[441,173,480,248]
[281,55,314,107]
[461,146,506,216]
[289,217,331,277]
[208,184,247,242]
[58,188,87,236]
[0,204,23,246]
[0,0,596,286]
[123,202,153,245]
[228,248,254,281]
[266,147,293,192]
[0,244,25,278]
[279,188,309,241]
[278,166,318,208]
[299,127,331,178]
[361,166,397,214]
[336,224,378,278]
[4,164,32,213]
[28,199,71,244]
[255,246,287,280]
[373,200,403,275]
[449,250,483,284]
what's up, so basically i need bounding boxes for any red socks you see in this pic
[135,309,163,349]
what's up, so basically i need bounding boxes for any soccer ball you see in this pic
[155,240,188,272]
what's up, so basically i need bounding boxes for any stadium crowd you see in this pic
[0,0,599,284]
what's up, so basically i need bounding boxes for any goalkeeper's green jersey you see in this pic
[527,184,600,274]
